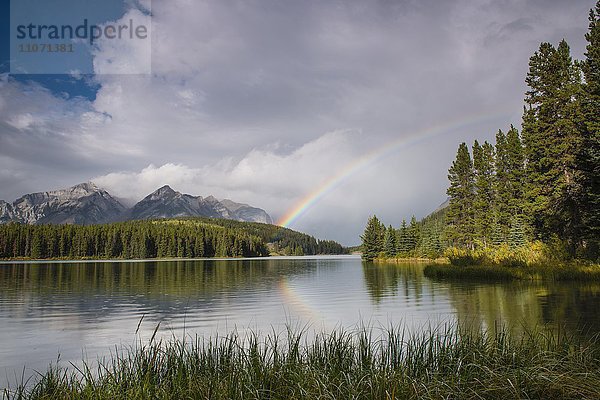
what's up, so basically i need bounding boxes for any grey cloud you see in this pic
[0,0,595,244]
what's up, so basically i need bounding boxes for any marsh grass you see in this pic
[424,263,600,282]
[4,323,600,399]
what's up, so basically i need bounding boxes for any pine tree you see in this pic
[446,143,475,248]
[581,1,600,257]
[361,215,384,261]
[383,225,397,258]
[505,126,526,217]
[495,129,512,234]
[522,40,586,253]
[408,216,420,254]
[396,219,410,255]
[473,140,496,246]
[194,233,205,257]
[490,216,505,247]
[509,216,527,248]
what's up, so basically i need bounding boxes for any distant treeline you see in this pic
[190,218,347,255]
[0,218,347,260]
[362,2,600,262]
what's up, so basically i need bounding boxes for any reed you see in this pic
[424,262,600,281]
[4,323,600,399]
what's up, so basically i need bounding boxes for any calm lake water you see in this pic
[1,255,600,388]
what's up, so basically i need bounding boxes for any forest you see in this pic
[362,2,599,264]
[0,217,347,260]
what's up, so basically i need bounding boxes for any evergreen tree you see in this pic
[472,140,496,246]
[396,219,410,255]
[494,129,511,233]
[0,218,332,260]
[490,216,505,247]
[446,143,475,248]
[408,216,421,254]
[505,126,526,217]
[581,1,600,257]
[383,225,397,258]
[361,215,384,261]
[522,40,586,253]
[509,216,527,248]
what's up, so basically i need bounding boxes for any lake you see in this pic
[1,255,600,389]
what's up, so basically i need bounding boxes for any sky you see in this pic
[0,0,595,245]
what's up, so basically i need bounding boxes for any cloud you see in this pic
[0,0,595,244]
[92,8,152,75]
[92,129,365,211]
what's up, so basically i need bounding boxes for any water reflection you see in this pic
[367,261,600,337]
[362,262,425,302]
[1,257,600,389]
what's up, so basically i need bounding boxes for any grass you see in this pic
[375,257,449,264]
[4,323,600,399]
[424,262,600,282]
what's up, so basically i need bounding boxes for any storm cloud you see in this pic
[0,0,594,244]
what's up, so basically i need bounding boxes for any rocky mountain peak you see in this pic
[71,182,99,192]
[4,182,126,225]
[0,184,272,225]
[145,185,178,201]
[156,185,176,194]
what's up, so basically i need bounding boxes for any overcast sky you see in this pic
[0,0,595,244]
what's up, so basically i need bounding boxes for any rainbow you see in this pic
[277,111,513,227]
[279,278,320,321]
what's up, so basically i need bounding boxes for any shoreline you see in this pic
[6,324,600,399]
[0,254,359,264]
[373,257,449,264]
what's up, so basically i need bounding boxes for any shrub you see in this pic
[444,247,485,266]
[445,242,551,268]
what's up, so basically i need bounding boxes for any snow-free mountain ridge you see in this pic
[0,183,272,225]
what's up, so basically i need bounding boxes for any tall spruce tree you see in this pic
[509,216,527,248]
[495,129,511,234]
[383,225,397,258]
[522,40,585,253]
[361,215,384,261]
[581,1,600,257]
[505,126,526,216]
[446,143,475,248]
[408,216,421,255]
[396,219,410,255]
[473,140,496,246]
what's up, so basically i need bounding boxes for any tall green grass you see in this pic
[4,323,600,399]
[424,262,600,281]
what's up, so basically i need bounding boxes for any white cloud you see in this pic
[7,113,35,130]
[92,8,152,75]
[92,129,364,209]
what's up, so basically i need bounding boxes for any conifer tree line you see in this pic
[0,218,347,260]
[445,127,529,250]
[448,3,599,258]
[362,2,599,261]
[361,210,446,262]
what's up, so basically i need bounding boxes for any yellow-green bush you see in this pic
[444,247,486,266]
[445,241,550,267]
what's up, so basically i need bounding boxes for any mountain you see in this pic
[0,183,273,225]
[0,201,17,224]
[1,183,126,225]
[434,198,450,213]
[128,185,273,224]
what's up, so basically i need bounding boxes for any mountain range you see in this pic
[0,183,273,225]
